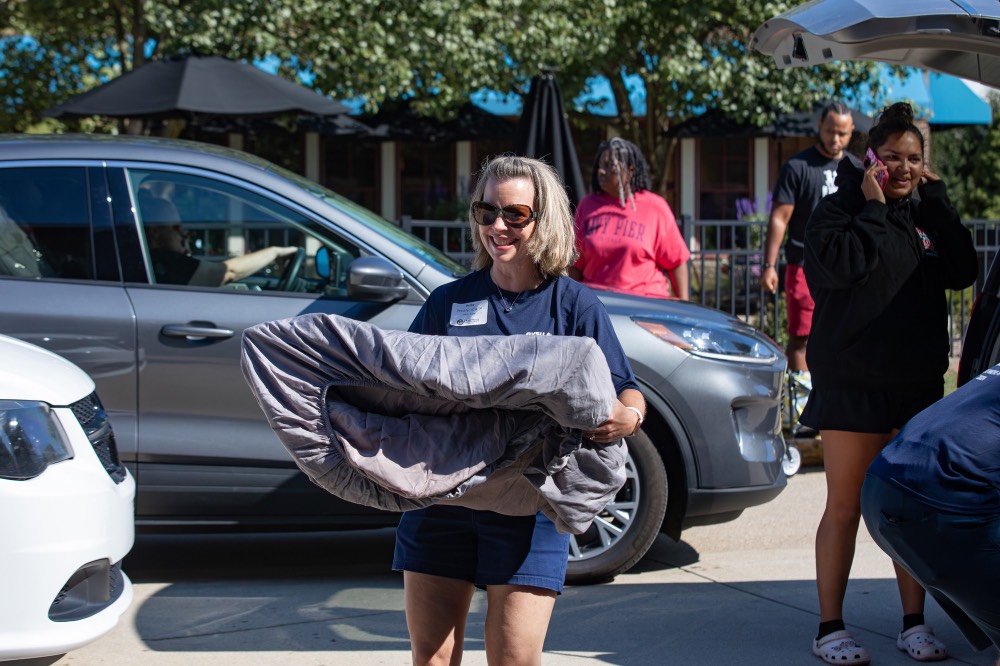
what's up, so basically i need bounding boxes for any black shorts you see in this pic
[799,380,943,434]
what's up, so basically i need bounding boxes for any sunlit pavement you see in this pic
[17,468,998,666]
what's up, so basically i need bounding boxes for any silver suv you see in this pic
[0,134,786,583]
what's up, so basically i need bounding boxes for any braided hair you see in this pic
[589,137,652,209]
[868,102,924,155]
[819,100,851,123]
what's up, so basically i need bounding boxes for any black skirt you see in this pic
[799,381,943,434]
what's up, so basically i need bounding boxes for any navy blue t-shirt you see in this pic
[409,269,639,396]
[868,363,1000,515]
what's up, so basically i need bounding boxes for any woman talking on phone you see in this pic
[801,102,978,665]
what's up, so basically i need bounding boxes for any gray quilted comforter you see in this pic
[240,313,626,534]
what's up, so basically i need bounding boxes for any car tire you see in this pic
[565,428,668,584]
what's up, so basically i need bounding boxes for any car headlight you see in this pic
[0,400,74,480]
[634,316,780,365]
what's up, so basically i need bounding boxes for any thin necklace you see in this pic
[495,283,524,313]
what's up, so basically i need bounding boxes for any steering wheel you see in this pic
[276,247,305,292]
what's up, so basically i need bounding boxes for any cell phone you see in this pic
[864,147,888,190]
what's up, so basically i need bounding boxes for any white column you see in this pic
[227,234,246,258]
[305,132,320,182]
[381,142,397,220]
[753,137,770,209]
[455,141,472,198]
[679,138,696,219]
[305,236,321,256]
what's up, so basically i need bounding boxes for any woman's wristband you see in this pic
[624,406,644,436]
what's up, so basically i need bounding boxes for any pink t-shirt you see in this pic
[574,190,690,299]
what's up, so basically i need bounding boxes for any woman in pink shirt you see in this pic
[570,138,690,299]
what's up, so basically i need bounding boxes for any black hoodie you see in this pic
[803,156,978,391]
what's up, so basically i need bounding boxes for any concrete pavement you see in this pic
[13,468,999,665]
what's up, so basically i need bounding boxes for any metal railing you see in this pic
[680,218,780,340]
[680,216,1000,356]
[400,215,477,266]
[398,215,1000,355]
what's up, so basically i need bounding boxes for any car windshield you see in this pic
[268,164,470,277]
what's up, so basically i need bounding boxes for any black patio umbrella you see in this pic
[512,71,587,207]
[43,54,351,121]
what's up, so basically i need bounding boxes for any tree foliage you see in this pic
[932,94,1000,220]
[554,0,887,188]
[0,0,294,132]
[2,0,886,188]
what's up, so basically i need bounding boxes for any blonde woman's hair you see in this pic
[468,154,577,276]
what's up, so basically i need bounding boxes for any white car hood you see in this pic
[0,334,93,405]
[752,0,1000,88]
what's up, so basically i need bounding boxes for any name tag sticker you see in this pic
[450,300,488,327]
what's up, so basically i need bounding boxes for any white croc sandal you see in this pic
[897,624,948,661]
[813,629,871,665]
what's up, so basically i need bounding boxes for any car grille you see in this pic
[49,559,125,622]
[69,392,126,484]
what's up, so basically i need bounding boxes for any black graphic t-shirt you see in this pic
[772,146,860,265]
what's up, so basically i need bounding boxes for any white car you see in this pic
[0,333,135,661]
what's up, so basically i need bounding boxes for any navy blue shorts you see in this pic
[799,381,943,434]
[392,505,570,593]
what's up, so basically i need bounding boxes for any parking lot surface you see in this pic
[14,468,998,665]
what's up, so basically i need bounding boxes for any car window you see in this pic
[271,164,469,277]
[127,169,362,295]
[0,167,94,280]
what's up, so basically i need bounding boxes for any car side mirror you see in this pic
[347,256,411,302]
[315,246,331,279]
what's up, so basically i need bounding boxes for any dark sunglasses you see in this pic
[471,201,537,229]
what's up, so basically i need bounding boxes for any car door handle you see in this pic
[161,324,235,339]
